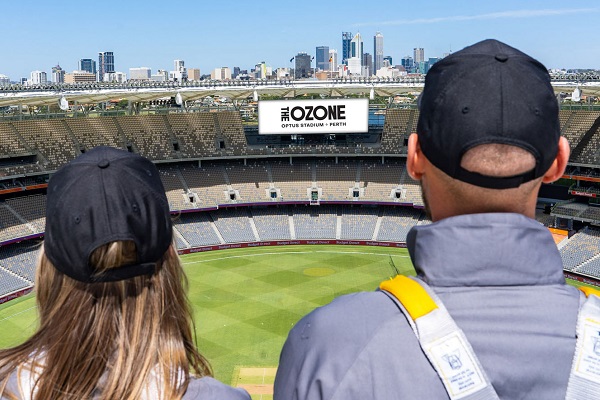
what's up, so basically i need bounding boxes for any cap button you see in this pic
[98,159,110,169]
[495,54,508,62]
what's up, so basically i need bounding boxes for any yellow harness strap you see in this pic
[379,275,438,320]
[579,286,600,298]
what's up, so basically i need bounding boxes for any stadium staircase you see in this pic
[288,212,296,240]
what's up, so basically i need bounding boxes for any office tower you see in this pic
[79,59,96,74]
[316,46,330,71]
[29,71,47,85]
[233,67,240,78]
[329,49,338,71]
[187,68,201,81]
[414,48,425,63]
[171,59,187,81]
[52,64,64,83]
[294,52,311,79]
[363,53,373,76]
[0,74,9,86]
[402,56,414,72]
[211,67,232,80]
[129,67,151,80]
[351,32,363,63]
[342,32,352,65]
[384,55,393,66]
[98,51,115,81]
[374,32,384,74]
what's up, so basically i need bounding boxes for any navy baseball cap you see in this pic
[417,39,561,189]
[44,146,173,283]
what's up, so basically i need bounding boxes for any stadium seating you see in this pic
[559,227,600,271]
[251,207,292,240]
[2,108,600,300]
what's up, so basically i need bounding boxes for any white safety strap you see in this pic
[382,276,500,400]
[566,293,600,400]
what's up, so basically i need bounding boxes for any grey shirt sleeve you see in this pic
[183,377,251,400]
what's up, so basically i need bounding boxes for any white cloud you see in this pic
[353,8,600,27]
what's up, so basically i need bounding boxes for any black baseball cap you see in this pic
[44,146,173,283]
[417,39,561,189]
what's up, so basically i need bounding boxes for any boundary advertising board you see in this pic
[258,98,369,135]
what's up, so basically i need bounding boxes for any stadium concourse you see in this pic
[2,108,600,302]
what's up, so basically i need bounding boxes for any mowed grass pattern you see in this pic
[0,245,414,392]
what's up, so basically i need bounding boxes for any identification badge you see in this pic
[573,318,600,382]
[426,332,488,399]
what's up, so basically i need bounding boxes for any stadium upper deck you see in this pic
[0,77,598,108]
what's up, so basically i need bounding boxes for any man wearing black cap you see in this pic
[274,40,582,400]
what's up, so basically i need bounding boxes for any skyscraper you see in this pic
[383,56,393,66]
[98,51,115,82]
[350,32,363,63]
[374,32,384,74]
[342,32,352,65]
[363,53,373,76]
[294,52,311,79]
[316,46,329,71]
[401,56,414,72]
[29,71,47,86]
[414,48,425,63]
[329,49,338,71]
[79,59,96,74]
[52,64,64,83]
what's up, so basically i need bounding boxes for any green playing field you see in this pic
[0,244,593,399]
[0,245,414,396]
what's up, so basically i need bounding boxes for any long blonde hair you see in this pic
[0,240,211,399]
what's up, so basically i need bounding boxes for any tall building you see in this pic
[363,53,373,76]
[233,67,240,79]
[129,67,151,80]
[211,67,232,80]
[294,52,311,79]
[79,59,96,74]
[52,64,64,83]
[29,70,47,85]
[329,49,338,71]
[0,74,9,86]
[414,48,425,63]
[374,32,384,74]
[187,68,201,81]
[342,32,352,65]
[401,56,414,72]
[315,46,329,71]
[350,32,363,63]
[98,51,115,82]
[383,56,393,67]
[171,59,187,81]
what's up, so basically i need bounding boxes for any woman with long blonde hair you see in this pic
[0,147,249,400]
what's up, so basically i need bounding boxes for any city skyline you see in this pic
[1,1,599,80]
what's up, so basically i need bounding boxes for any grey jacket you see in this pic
[274,213,582,399]
[2,373,250,399]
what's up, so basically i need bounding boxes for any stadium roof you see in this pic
[0,78,597,108]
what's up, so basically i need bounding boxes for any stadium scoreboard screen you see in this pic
[258,98,369,134]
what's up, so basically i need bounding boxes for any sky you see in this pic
[1,0,599,80]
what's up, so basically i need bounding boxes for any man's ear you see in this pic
[407,133,425,181]
[542,136,570,184]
